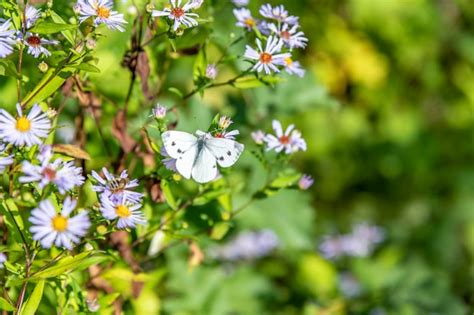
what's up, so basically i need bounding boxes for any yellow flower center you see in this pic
[285,57,293,66]
[96,6,111,18]
[116,205,131,218]
[260,52,272,64]
[244,18,255,27]
[52,215,68,232]
[16,117,31,132]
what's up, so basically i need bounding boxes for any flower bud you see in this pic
[86,38,97,50]
[218,116,233,130]
[152,104,167,119]
[298,174,314,190]
[146,3,155,13]
[205,64,218,80]
[47,108,57,119]
[38,61,49,73]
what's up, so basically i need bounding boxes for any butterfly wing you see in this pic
[162,131,198,159]
[205,137,245,168]
[191,146,218,183]
[175,143,198,179]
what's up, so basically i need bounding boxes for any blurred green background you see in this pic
[1,0,473,314]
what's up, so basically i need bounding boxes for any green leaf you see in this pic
[210,222,232,240]
[29,22,77,34]
[20,279,45,315]
[193,188,231,206]
[75,62,101,73]
[234,76,263,89]
[161,180,177,210]
[0,59,19,77]
[0,297,15,311]
[22,66,76,107]
[0,199,28,244]
[168,87,183,98]
[193,46,207,81]
[31,252,108,279]
[49,11,75,44]
[270,171,301,189]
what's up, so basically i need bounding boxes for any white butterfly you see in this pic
[162,130,245,183]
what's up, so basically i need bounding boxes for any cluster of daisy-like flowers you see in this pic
[0,5,58,58]
[151,0,204,32]
[75,0,127,32]
[0,103,146,252]
[233,3,308,77]
[0,104,91,250]
[0,0,126,60]
[91,168,146,229]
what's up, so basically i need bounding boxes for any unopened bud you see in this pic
[38,61,48,73]
[218,116,232,130]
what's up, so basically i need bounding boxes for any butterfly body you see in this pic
[162,130,244,183]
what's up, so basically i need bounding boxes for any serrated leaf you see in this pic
[53,144,91,160]
[20,279,45,315]
[29,22,77,34]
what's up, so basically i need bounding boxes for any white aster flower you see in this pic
[0,143,13,172]
[152,0,201,31]
[25,5,42,29]
[0,104,51,147]
[76,0,128,32]
[259,4,299,25]
[99,195,146,229]
[23,33,58,58]
[0,19,16,58]
[233,8,256,30]
[91,167,144,203]
[264,120,306,154]
[244,36,290,75]
[283,57,305,77]
[0,252,6,268]
[231,0,249,7]
[20,146,85,194]
[269,23,308,49]
[29,198,90,250]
